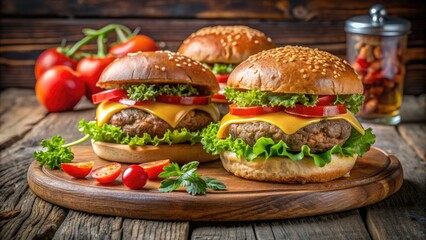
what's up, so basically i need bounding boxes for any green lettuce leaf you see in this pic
[203,63,237,75]
[224,87,364,113]
[124,84,199,102]
[78,120,202,146]
[333,94,364,114]
[201,123,375,167]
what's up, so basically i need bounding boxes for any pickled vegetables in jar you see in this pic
[345,5,410,125]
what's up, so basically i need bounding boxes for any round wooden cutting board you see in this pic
[27,146,403,221]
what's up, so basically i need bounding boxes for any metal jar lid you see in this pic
[345,4,411,36]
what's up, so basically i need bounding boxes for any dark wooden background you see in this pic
[0,0,425,94]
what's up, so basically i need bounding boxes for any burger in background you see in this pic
[202,46,376,183]
[178,25,276,116]
[81,50,220,164]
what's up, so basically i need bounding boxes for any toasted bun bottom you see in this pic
[92,140,218,164]
[220,151,357,183]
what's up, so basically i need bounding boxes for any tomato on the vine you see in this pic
[229,104,285,116]
[61,161,94,178]
[35,66,85,112]
[35,48,78,80]
[285,104,347,118]
[91,162,122,184]
[109,35,159,57]
[77,56,116,99]
[139,159,170,179]
[122,165,148,189]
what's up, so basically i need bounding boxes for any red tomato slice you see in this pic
[215,74,229,83]
[91,162,122,184]
[92,89,127,104]
[317,95,336,106]
[139,159,170,179]
[156,95,210,105]
[285,104,347,118]
[61,161,94,178]
[229,104,285,116]
[212,93,228,103]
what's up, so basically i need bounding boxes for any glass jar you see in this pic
[345,5,410,125]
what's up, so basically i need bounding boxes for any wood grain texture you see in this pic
[0,88,46,150]
[253,210,370,239]
[362,123,426,239]
[1,0,425,21]
[191,222,256,240]
[53,211,189,240]
[399,124,426,161]
[0,18,425,94]
[27,147,402,221]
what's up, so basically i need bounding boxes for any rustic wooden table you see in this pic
[0,88,425,239]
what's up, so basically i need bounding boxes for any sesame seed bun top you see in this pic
[228,46,363,95]
[97,51,219,92]
[178,25,276,64]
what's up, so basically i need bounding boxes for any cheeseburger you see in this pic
[178,25,275,115]
[83,51,220,164]
[202,46,376,183]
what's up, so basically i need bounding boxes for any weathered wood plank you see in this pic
[399,124,426,161]
[1,18,425,94]
[253,211,370,239]
[0,88,46,150]
[191,223,256,240]
[1,0,425,21]
[362,123,426,240]
[54,212,189,240]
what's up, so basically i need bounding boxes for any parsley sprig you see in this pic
[34,135,90,169]
[158,161,226,195]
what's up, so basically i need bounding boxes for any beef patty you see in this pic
[109,108,213,137]
[226,120,352,153]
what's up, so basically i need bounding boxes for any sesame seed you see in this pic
[300,69,305,73]
[161,67,166,71]
[254,40,259,44]
[183,62,187,65]
[232,42,237,46]
[321,72,326,75]
[202,68,206,71]
[267,37,272,42]
[176,63,181,67]
[188,63,192,67]
[155,65,160,69]
[303,74,309,79]
[254,70,258,74]
[312,69,318,72]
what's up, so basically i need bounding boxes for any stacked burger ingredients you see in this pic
[202,46,376,183]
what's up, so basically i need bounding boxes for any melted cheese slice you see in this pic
[218,111,365,138]
[96,100,220,128]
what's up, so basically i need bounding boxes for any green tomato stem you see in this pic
[97,34,106,57]
[115,27,128,43]
[62,134,91,148]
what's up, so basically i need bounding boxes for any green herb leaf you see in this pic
[124,84,199,102]
[33,136,74,169]
[201,123,376,167]
[158,161,227,196]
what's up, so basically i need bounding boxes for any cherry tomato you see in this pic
[61,161,94,178]
[122,165,148,189]
[285,104,347,118]
[156,95,210,105]
[77,56,116,99]
[109,35,159,58]
[139,159,170,179]
[229,104,285,116]
[215,74,229,83]
[317,95,336,106]
[35,48,78,80]
[92,89,128,104]
[35,66,85,112]
[91,162,122,184]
